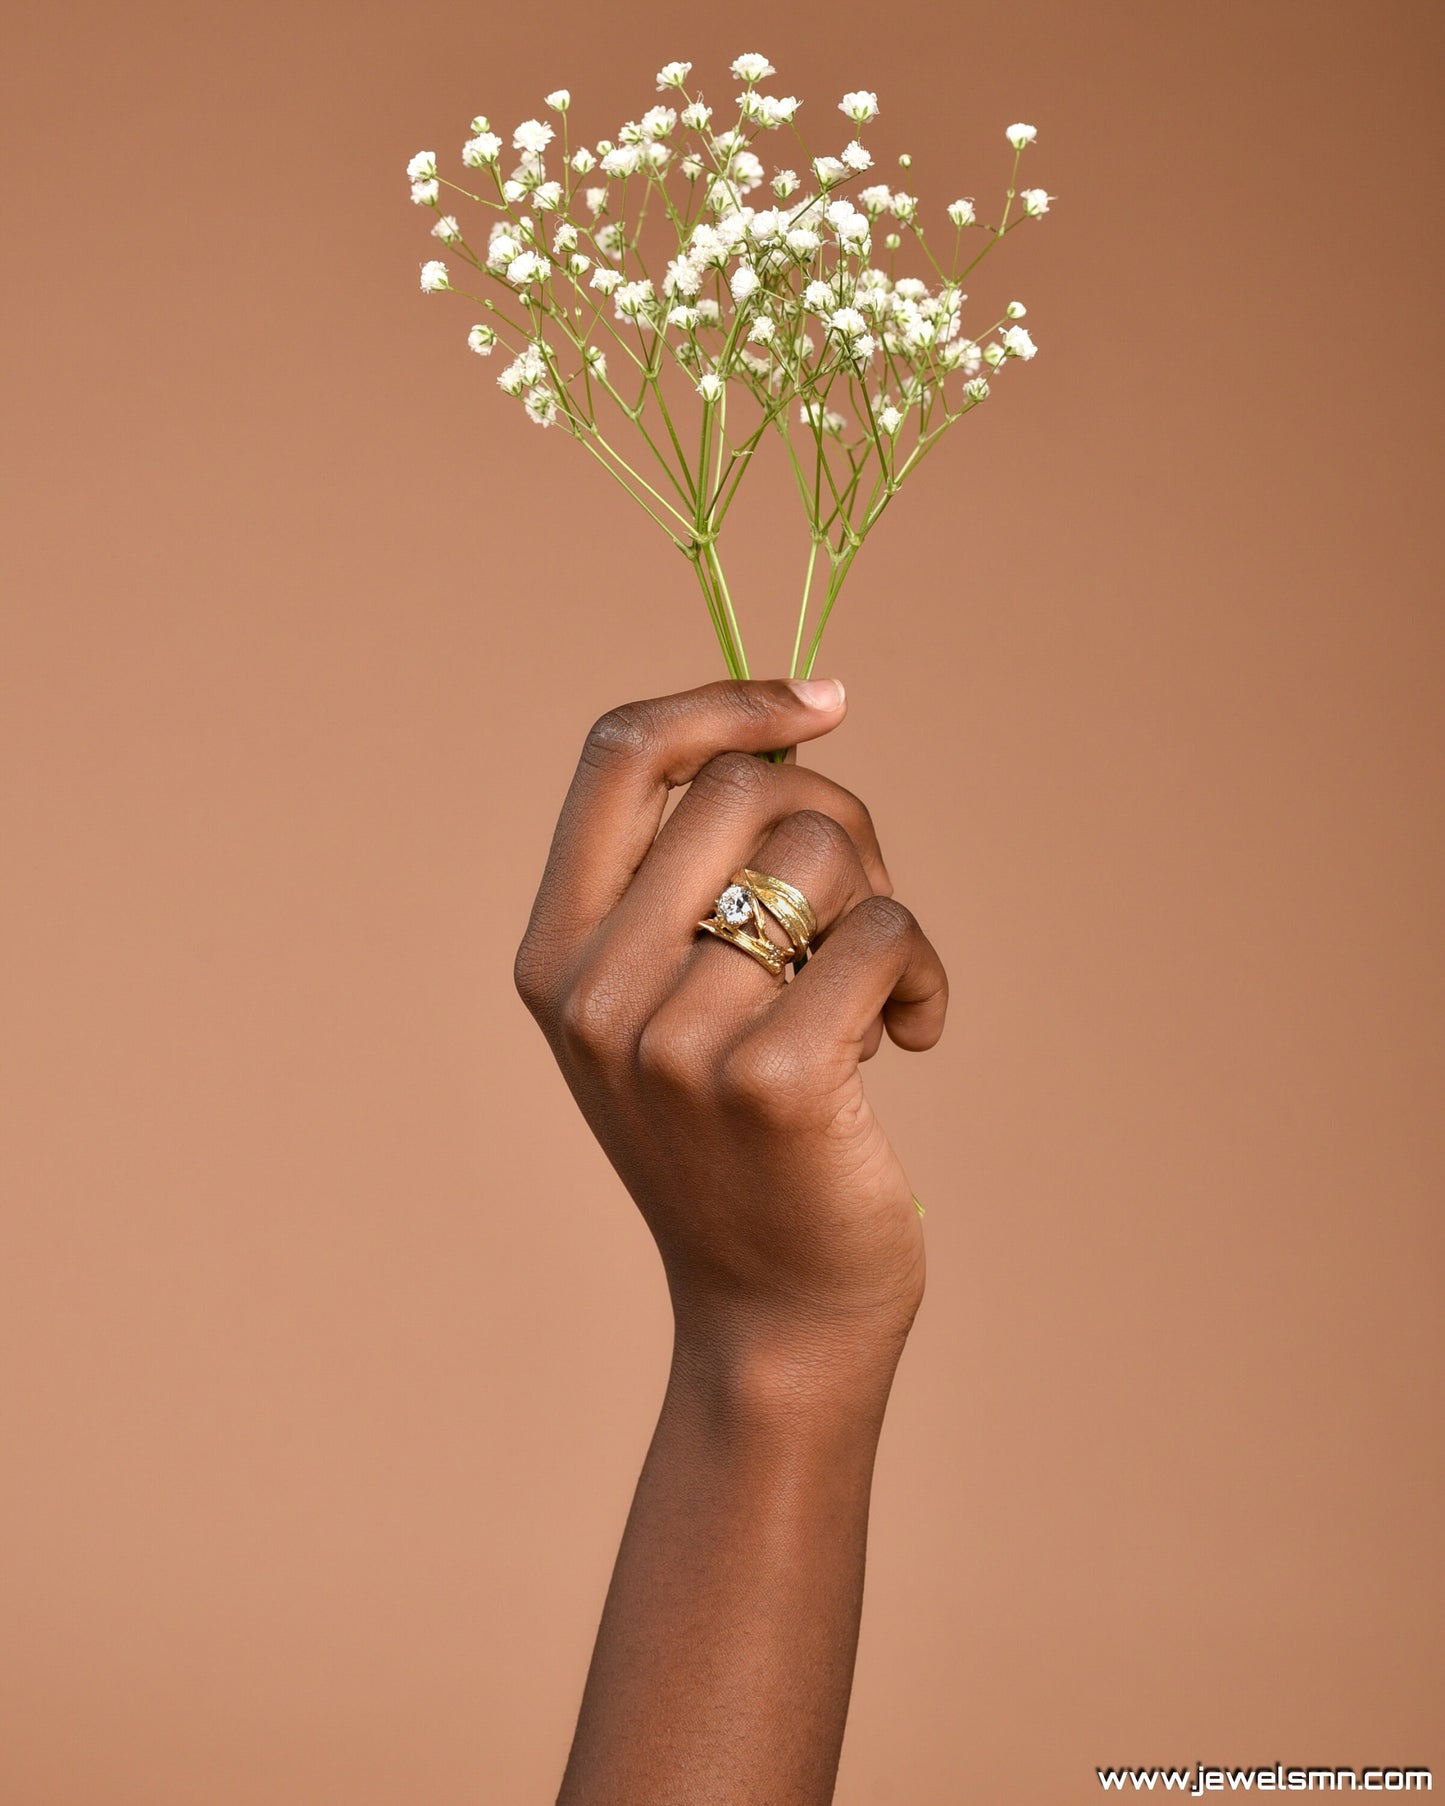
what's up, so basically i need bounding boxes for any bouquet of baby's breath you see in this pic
[409,55,1052,681]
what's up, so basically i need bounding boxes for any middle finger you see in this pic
[613,750,889,962]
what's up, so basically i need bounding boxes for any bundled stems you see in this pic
[411,64,1051,682]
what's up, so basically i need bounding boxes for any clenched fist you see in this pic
[514,677,948,1374]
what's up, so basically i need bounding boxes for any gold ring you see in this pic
[696,871,816,978]
[696,914,790,977]
[742,868,818,961]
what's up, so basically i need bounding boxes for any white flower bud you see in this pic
[506,250,549,287]
[512,119,554,156]
[1006,300,1027,319]
[545,89,570,112]
[947,197,976,227]
[838,90,879,124]
[656,61,693,89]
[757,95,799,126]
[614,279,654,319]
[431,214,461,242]
[462,132,501,167]
[467,324,497,355]
[419,259,449,292]
[640,105,677,138]
[524,387,557,427]
[964,377,990,402]
[730,53,775,83]
[1006,123,1038,149]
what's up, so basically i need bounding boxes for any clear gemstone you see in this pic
[717,883,753,927]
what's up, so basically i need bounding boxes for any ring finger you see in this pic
[660,806,875,1033]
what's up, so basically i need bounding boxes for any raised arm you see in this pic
[513,679,948,1806]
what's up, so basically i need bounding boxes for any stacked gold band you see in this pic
[696,869,818,978]
[696,914,790,976]
[741,868,817,964]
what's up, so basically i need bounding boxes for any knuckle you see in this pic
[511,933,553,1018]
[582,703,657,769]
[691,748,768,810]
[719,1036,810,1121]
[776,807,853,866]
[712,679,785,730]
[636,1008,710,1093]
[844,789,887,879]
[833,782,877,841]
[852,893,918,947]
[556,966,632,1058]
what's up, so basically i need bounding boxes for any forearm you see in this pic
[556,1322,906,1806]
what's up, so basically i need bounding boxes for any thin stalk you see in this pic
[789,537,821,679]
[704,542,749,677]
[690,553,743,677]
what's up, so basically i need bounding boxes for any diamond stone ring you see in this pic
[696,870,816,978]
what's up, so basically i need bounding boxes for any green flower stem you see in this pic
[690,552,743,678]
[703,541,749,678]
[789,537,822,680]
[649,377,697,503]
[587,426,695,532]
[573,433,691,549]
[996,145,1023,237]
[800,545,862,679]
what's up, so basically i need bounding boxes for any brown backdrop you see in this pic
[4,1,1442,1801]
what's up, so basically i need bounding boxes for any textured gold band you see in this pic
[696,914,790,977]
[741,868,818,957]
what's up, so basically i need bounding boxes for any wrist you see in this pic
[666,1296,914,1452]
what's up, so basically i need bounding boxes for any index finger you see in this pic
[528,677,847,951]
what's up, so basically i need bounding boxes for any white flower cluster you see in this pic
[407,59,1052,679]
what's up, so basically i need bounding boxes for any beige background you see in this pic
[4,0,1443,1800]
